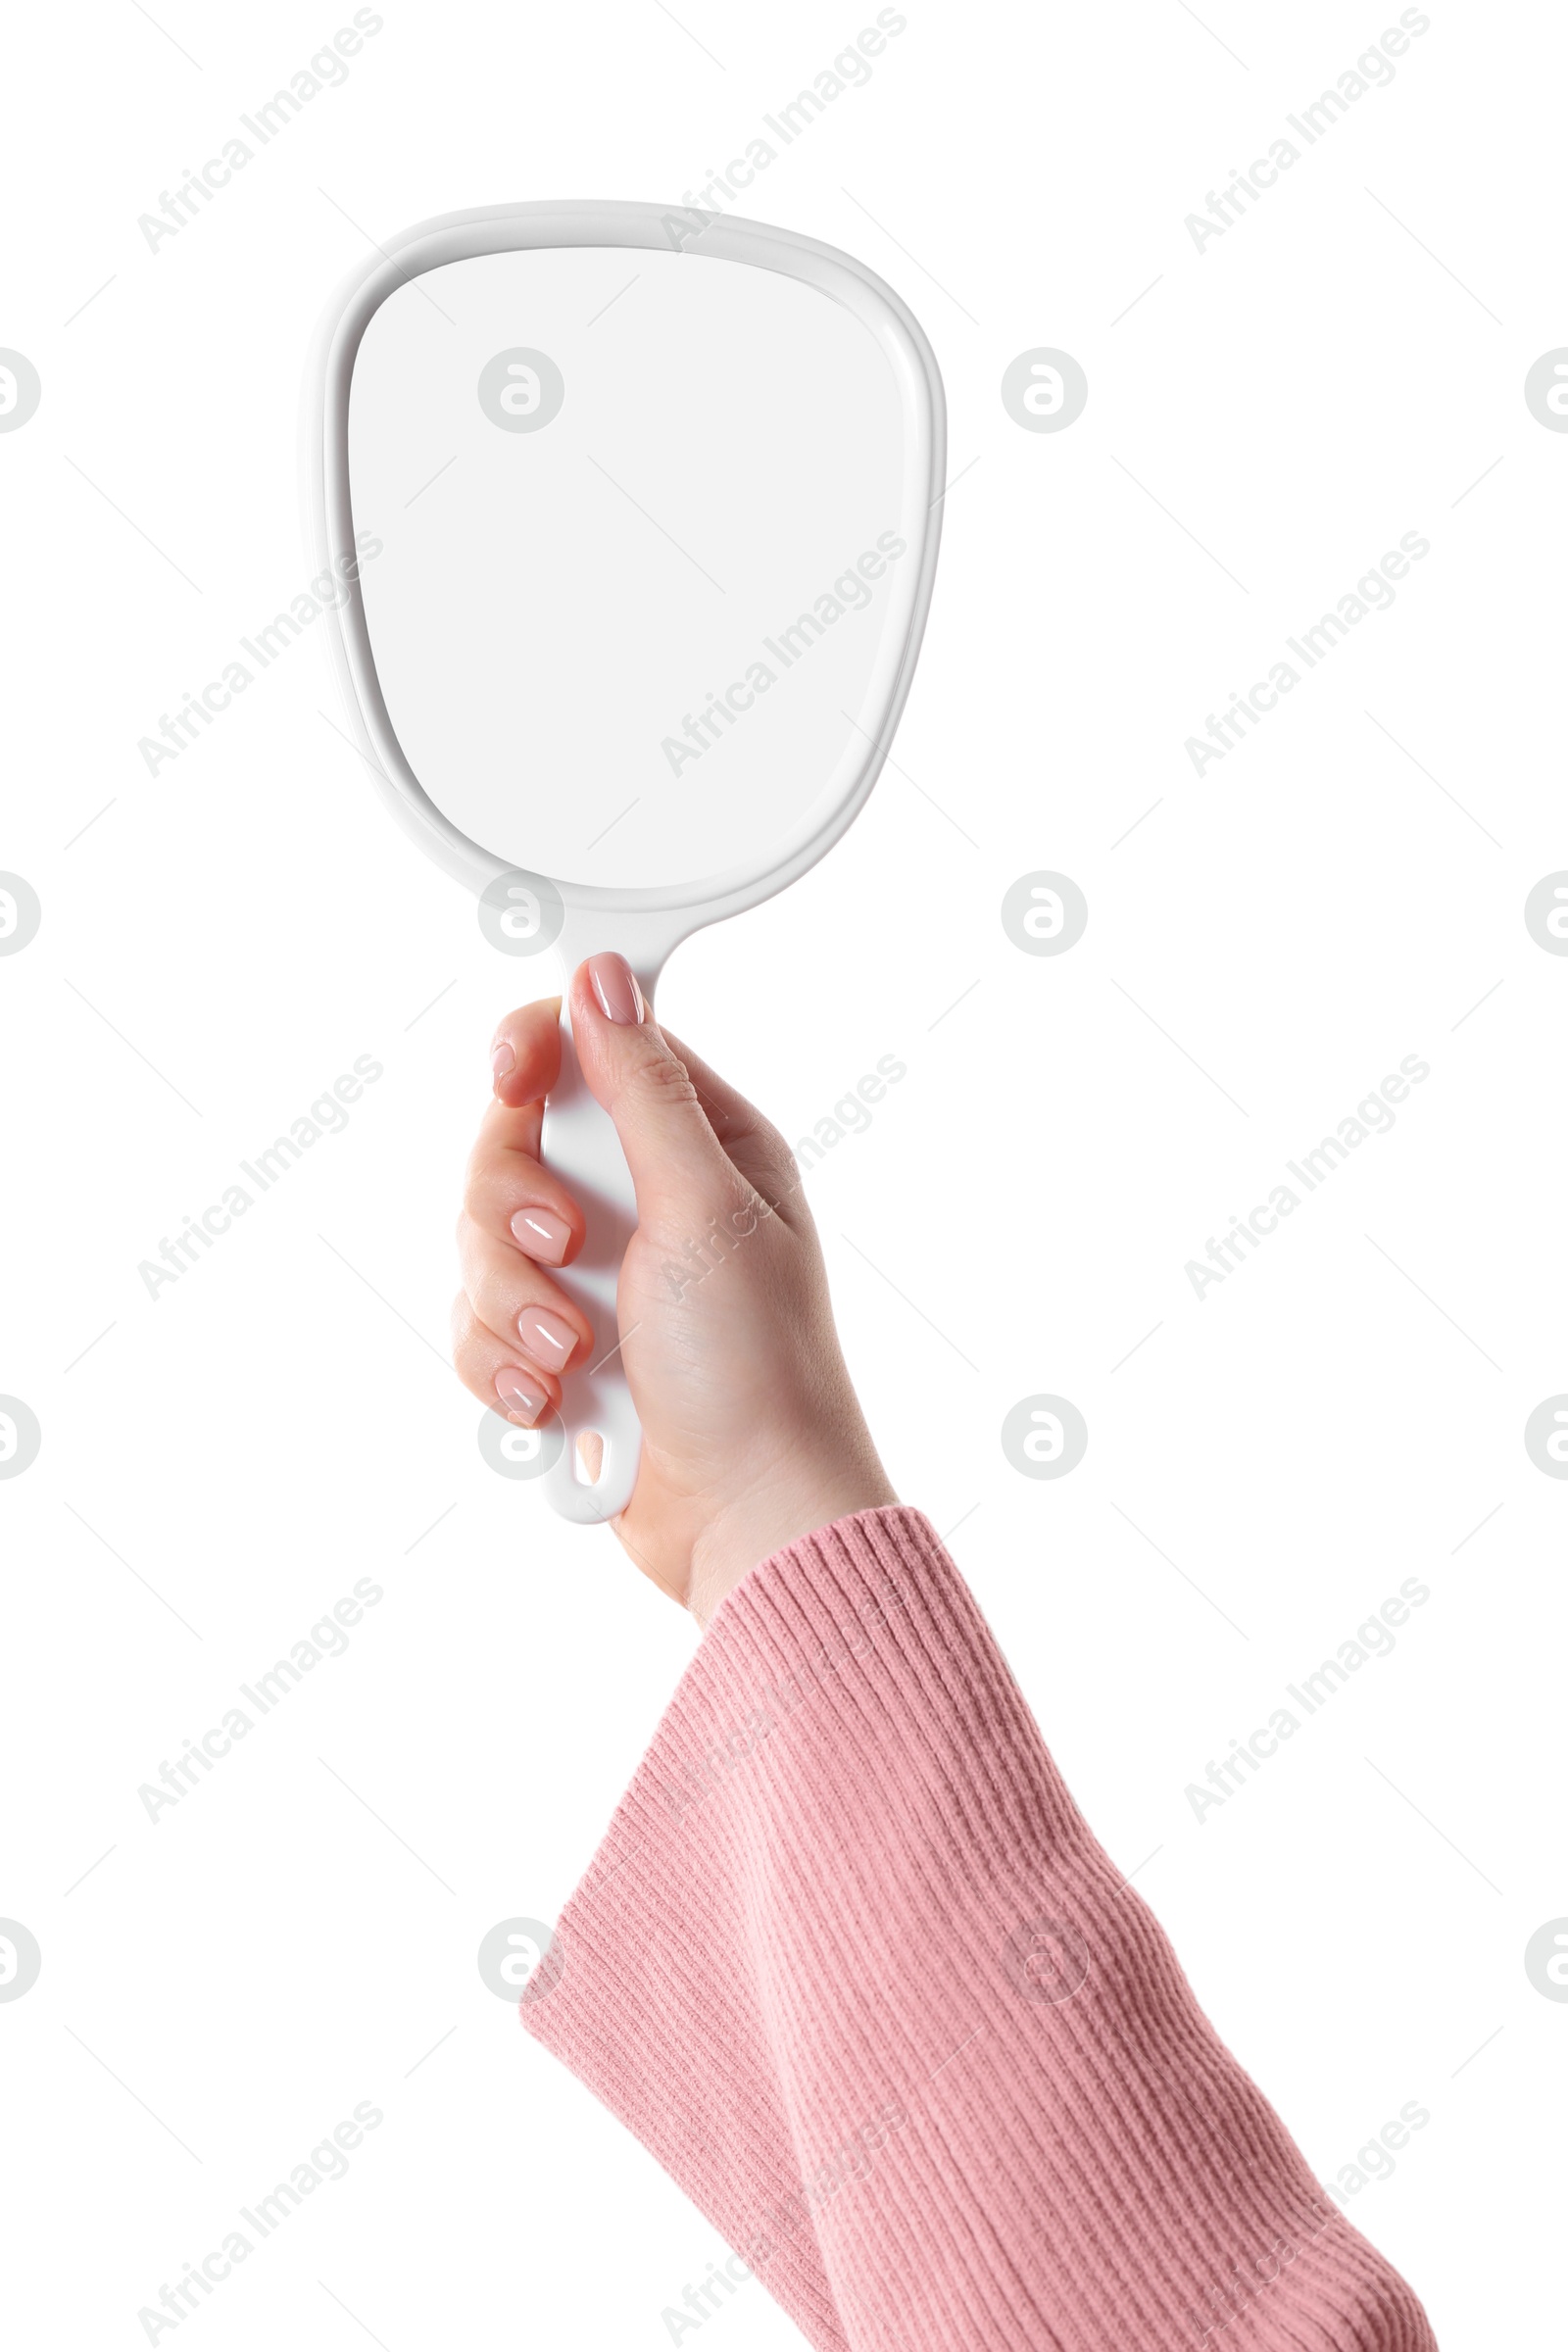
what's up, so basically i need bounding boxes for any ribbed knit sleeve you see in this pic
[518,1506,1438,2352]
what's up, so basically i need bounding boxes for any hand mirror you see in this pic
[305,200,944,1522]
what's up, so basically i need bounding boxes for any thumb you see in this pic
[568,954,733,1213]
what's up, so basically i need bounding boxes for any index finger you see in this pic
[658,1024,803,1209]
[490,997,564,1130]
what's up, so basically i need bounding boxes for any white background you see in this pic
[2,2,1563,2345]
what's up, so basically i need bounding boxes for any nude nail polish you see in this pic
[492,1042,515,1088]
[496,1367,548,1424]
[512,1206,571,1264]
[517,1306,576,1372]
[587,952,645,1026]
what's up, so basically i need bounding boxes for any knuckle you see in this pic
[627,1046,702,1111]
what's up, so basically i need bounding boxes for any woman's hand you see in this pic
[453,954,896,1624]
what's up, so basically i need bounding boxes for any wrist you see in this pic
[688,1454,898,1627]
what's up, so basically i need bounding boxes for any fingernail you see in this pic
[517,1305,577,1372]
[587,953,645,1026]
[495,1366,549,1424]
[512,1206,571,1264]
[492,1041,515,1089]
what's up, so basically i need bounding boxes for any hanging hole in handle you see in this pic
[573,1431,605,1486]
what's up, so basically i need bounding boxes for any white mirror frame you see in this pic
[304,199,946,962]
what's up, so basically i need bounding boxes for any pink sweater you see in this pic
[519,1507,1438,2351]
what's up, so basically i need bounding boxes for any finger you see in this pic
[657,1025,803,1207]
[465,1119,585,1267]
[490,996,563,1115]
[458,1221,594,1376]
[567,955,742,1217]
[451,1290,560,1427]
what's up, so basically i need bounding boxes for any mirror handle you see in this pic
[536,984,644,1523]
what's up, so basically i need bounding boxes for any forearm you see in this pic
[518,1508,1437,2351]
